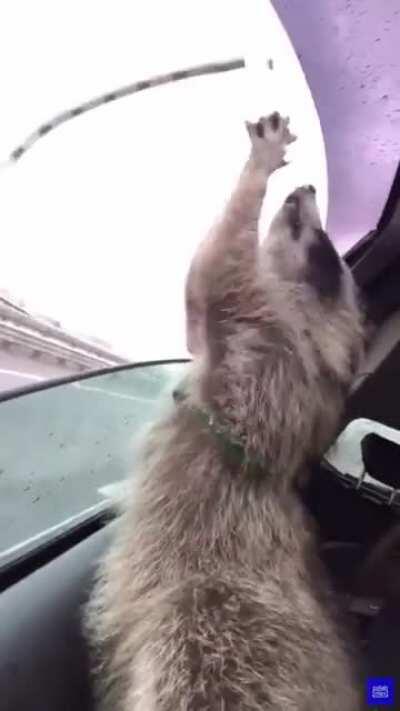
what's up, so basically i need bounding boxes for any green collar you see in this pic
[195,406,244,451]
[191,405,264,474]
[173,383,264,472]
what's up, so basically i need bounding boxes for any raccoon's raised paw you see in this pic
[245,112,296,173]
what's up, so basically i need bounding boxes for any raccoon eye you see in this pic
[287,202,301,240]
[293,223,301,237]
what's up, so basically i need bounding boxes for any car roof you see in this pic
[272,0,400,250]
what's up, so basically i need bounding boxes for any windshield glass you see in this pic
[0,0,327,380]
[0,361,188,564]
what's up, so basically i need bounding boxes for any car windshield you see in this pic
[0,0,328,375]
[0,361,189,565]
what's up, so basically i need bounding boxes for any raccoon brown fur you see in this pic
[85,112,365,710]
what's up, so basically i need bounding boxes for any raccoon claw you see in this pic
[246,112,296,173]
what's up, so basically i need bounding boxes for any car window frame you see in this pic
[0,358,190,587]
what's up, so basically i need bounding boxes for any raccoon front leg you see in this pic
[185,112,295,355]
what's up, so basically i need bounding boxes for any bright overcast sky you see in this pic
[0,0,327,360]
